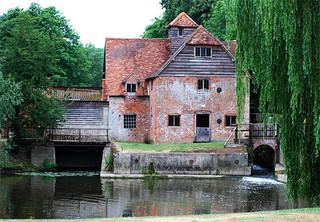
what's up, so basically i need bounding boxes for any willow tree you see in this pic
[233,0,320,204]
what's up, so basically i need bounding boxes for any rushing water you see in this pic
[0,171,306,219]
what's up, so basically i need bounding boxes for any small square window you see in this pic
[225,115,237,127]
[124,114,136,128]
[126,83,136,93]
[168,115,180,127]
[198,79,210,90]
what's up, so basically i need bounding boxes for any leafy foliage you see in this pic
[234,0,320,204]
[0,3,103,87]
[142,0,217,38]
[0,72,23,129]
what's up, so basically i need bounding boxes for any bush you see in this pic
[39,158,57,171]
[0,141,12,169]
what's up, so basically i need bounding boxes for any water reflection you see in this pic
[0,173,307,219]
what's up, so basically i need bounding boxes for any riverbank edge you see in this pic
[1,207,319,222]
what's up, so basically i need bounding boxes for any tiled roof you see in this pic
[104,38,171,96]
[186,25,222,45]
[166,12,199,28]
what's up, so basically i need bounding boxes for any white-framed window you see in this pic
[126,83,137,93]
[168,115,180,127]
[195,47,212,57]
[124,114,136,128]
[198,79,210,90]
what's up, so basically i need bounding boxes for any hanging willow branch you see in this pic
[233,0,320,205]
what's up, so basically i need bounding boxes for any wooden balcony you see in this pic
[48,128,109,143]
[53,87,103,101]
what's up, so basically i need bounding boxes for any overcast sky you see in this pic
[0,0,163,48]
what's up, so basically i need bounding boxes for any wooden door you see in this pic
[195,114,210,142]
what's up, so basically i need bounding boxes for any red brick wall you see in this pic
[149,76,248,144]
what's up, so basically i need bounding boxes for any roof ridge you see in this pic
[185,25,222,45]
[166,12,199,28]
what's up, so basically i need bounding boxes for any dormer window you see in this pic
[126,83,136,93]
[195,47,212,57]
[178,27,183,36]
[122,74,139,94]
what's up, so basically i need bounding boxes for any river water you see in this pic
[0,170,305,219]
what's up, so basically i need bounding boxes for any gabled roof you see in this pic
[148,26,234,80]
[122,74,140,84]
[166,12,199,28]
[186,25,222,45]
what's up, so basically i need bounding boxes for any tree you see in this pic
[0,72,23,129]
[1,11,66,146]
[0,72,22,168]
[84,43,104,87]
[142,0,216,38]
[0,3,92,87]
[234,0,320,204]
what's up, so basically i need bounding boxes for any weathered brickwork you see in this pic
[103,12,250,144]
[149,76,247,144]
[108,96,149,142]
[103,38,171,97]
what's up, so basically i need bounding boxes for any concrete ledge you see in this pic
[100,172,226,179]
[102,151,251,176]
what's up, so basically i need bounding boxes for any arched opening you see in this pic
[252,145,275,176]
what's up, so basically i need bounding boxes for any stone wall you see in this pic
[31,145,56,166]
[111,151,251,176]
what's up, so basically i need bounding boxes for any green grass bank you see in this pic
[114,141,225,152]
[0,207,319,221]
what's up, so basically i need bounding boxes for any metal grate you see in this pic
[124,115,136,128]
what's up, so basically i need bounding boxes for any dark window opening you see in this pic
[178,27,183,36]
[124,114,136,128]
[197,114,209,127]
[168,115,180,127]
[126,83,137,93]
[195,47,212,57]
[198,79,210,90]
[225,115,237,127]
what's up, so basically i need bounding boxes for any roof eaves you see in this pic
[221,44,235,61]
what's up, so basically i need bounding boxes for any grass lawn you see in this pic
[2,207,319,222]
[114,141,225,152]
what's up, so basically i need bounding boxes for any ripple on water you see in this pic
[242,176,284,185]
[15,171,100,177]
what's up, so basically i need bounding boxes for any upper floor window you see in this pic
[195,47,212,57]
[178,27,183,36]
[126,83,136,93]
[198,79,210,90]
[168,115,180,127]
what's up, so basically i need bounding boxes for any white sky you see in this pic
[0,0,164,48]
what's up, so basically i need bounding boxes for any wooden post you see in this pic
[234,126,238,144]
[249,124,252,147]
[79,129,81,142]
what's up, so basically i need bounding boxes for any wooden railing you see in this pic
[224,123,279,147]
[54,88,103,101]
[48,128,109,143]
